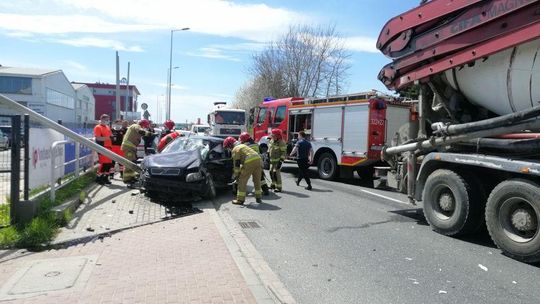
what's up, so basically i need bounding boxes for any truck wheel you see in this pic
[317,152,338,180]
[203,175,216,200]
[485,179,540,263]
[422,169,483,236]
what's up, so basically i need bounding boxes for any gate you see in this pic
[0,115,29,226]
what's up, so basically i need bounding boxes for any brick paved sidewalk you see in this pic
[0,208,256,303]
[0,178,259,304]
[55,178,171,244]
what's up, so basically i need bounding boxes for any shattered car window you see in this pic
[161,137,211,159]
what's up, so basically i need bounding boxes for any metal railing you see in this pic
[50,140,94,201]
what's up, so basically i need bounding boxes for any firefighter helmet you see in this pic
[271,128,282,139]
[223,136,237,149]
[239,132,251,143]
[139,119,151,129]
[164,119,175,130]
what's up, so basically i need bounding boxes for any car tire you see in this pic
[203,175,217,200]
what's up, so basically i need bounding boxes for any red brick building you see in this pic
[72,82,140,120]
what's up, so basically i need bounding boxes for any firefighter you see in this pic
[121,119,152,186]
[239,132,269,195]
[93,114,113,185]
[160,119,175,139]
[223,136,263,205]
[269,128,287,192]
[110,119,127,179]
[157,130,184,153]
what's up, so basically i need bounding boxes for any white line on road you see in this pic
[360,189,409,205]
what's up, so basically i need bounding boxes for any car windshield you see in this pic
[215,111,245,125]
[161,137,210,158]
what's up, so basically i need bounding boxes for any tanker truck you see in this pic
[377,0,540,262]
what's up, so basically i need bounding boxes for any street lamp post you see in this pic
[167,27,190,120]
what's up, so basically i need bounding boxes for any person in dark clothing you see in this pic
[289,131,314,190]
[143,123,157,154]
[110,119,127,178]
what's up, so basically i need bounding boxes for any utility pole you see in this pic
[115,51,121,120]
[125,62,130,120]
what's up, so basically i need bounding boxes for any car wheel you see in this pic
[203,175,217,200]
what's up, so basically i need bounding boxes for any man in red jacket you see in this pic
[157,130,184,153]
[94,114,113,185]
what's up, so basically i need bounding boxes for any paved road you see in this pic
[215,163,540,304]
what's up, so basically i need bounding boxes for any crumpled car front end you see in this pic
[141,150,209,201]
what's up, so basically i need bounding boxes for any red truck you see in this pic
[251,92,413,180]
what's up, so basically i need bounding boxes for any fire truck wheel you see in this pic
[422,169,482,236]
[486,179,540,263]
[317,152,339,180]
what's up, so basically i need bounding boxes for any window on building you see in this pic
[46,88,75,109]
[0,76,32,94]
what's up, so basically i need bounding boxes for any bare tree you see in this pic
[234,24,351,110]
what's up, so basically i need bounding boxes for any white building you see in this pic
[72,83,96,125]
[0,66,76,125]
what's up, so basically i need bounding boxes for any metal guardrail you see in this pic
[50,140,94,201]
[0,93,141,173]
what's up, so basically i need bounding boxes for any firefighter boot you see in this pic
[262,184,270,196]
[232,199,244,205]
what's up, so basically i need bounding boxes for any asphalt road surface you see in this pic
[214,163,540,304]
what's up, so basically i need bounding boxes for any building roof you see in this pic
[73,82,141,95]
[71,83,87,90]
[0,66,61,77]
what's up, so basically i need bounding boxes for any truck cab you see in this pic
[207,102,246,138]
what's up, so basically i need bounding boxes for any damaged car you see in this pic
[141,136,233,202]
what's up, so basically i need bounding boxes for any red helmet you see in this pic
[223,136,237,149]
[164,119,175,130]
[271,128,282,139]
[139,119,150,129]
[239,132,251,143]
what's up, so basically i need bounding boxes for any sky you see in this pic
[0,0,421,124]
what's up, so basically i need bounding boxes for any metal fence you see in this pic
[0,115,29,227]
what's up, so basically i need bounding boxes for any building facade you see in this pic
[73,82,141,121]
[72,83,96,125]
[0,66,77,125]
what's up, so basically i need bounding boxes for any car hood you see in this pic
[144,149,201,169]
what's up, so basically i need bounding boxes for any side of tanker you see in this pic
[377,0,540,263]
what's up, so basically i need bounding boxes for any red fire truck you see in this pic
[251,92,413,180]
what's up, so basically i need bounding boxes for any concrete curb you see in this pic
[205,201,297,304]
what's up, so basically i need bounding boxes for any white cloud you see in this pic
[55,37,144,52]
[62,60,87,71]
[186,48,241,62]
[0,13,157,35]
[343,36,379,53]
[0,1,307,42]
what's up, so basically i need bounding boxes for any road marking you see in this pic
[360,189,409,205]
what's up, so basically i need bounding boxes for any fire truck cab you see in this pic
[252,97,304,168]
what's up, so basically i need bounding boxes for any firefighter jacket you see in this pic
[232,144,261,177]
[158,132,181,153]
[246,139,261,154]
[269,139,286,164]
[121,124,148,149]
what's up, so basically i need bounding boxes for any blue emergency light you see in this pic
[263,97,275,102]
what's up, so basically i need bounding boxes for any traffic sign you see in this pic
[141,103,148,110]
